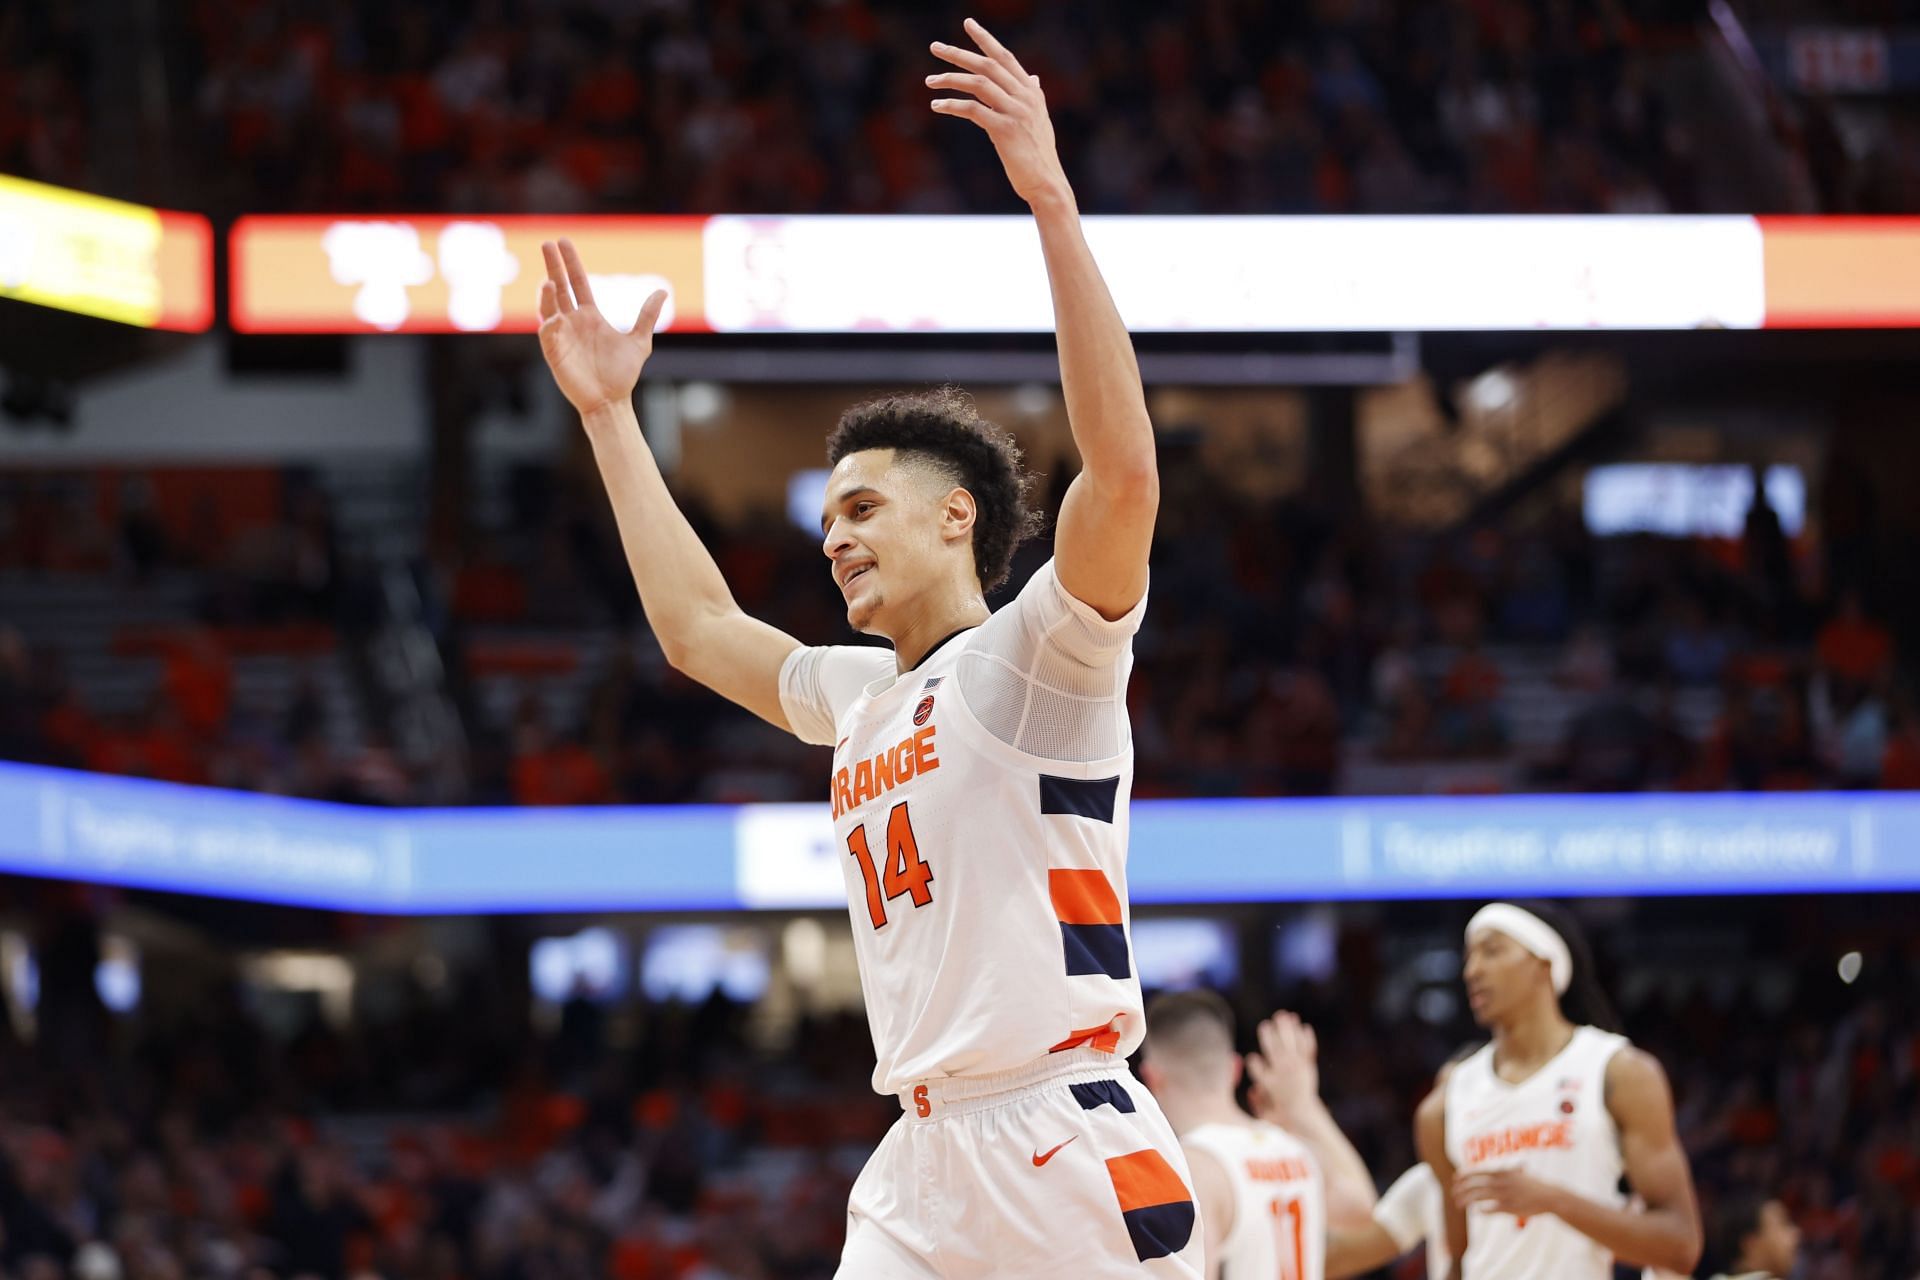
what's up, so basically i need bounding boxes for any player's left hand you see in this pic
[927,18,1069,206]
[1244,1010,1321,1123]
[1452,1167,1563,1219]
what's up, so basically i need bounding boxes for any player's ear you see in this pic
[941,486,978,545]
[1229,1054,1245,1090]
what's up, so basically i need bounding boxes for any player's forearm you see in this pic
[580,400,744,667]
[1029,183,1157,493]
[1269,1101,1378,1226]
[1542,1191,1702,1272]
[1325,1225,1401,1279]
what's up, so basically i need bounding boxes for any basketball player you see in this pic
[1703,1189,1800,1280]
[1414,901,1702,1279]
[535,18,1197,1277]
[1142,996,1378,1279]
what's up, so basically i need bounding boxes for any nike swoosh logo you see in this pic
[1032,1136,1078,1167]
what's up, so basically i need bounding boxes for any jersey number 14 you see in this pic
[847,801,935,929]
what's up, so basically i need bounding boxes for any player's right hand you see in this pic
[536,238,668,419]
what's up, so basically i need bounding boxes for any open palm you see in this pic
[927,18,1069,206]
[536,239,668,418]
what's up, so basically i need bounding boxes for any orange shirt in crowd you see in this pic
[165,636,233,739]
[512,744,611,806]
[1817,615,1893,684]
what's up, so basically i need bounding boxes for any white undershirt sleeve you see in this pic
[778,644,896,746]
[954,558,1148,763]
[1372,1163,1439,1254]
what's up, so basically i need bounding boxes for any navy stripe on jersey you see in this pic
[1039,774,1119,822]
[1061,923,1131,979]
[1069,1079,1137,1114]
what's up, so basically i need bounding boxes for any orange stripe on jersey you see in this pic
[1049,869,1124,926]
[1105,1149,1192,1214]
[1049,1020,1123,1054]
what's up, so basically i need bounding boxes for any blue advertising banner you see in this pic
[1,762,1914,914]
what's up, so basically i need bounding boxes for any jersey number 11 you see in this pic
[1271,1197,1306,1280]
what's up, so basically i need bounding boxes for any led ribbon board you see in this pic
[227,213,1920,333]
[0,175,213,330]
[229,214,710,334]
[2,762,1914,913]
[230,213,1771,334]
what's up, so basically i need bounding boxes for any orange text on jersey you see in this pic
[1244,1157,1314,1184]
[1463,1120,1575,1165]
[833,726,940,819]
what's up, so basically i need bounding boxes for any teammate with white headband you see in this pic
[1414,900,1702,1280]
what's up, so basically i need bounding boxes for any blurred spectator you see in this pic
[163,627,234,743]
[1438,635,1507,756]
[510,697,612,807]
[1816,590,1893,687]
[1665,597,1733,687]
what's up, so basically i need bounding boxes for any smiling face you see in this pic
[1462,926,1554,1028]
[819,448,978,637]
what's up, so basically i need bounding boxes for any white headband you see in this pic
[1467,903,1572,995]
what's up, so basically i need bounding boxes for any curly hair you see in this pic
[825,387,1041,593]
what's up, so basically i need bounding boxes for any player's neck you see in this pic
[886,589,990,672]
[1490,1007,1577,1077]
[1159,1089,1247,1135]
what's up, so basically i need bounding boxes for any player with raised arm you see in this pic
[1142,996,1378,1280]
[1270,1048,1481,1280]
[1413,901,1702,1279]
[536,18,1196,1278]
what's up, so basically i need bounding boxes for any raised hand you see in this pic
[927,18,1069,207]
[536,238,668,419]
[1245,1011,1322,1123]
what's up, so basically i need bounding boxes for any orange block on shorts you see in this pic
[1105,1149,1191,1213]
[1049,868,1124,925]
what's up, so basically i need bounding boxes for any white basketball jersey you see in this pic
[1184,1120,1325,1280]
[780,560,1146,1095]
[1444,1025,1630,1280]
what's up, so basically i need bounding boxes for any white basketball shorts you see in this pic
[837,1048,1204,1279]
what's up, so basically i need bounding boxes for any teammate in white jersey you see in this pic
[1142,994,1378,1280]
[1414,901,1701,1279]
[535,18,1195,1277]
